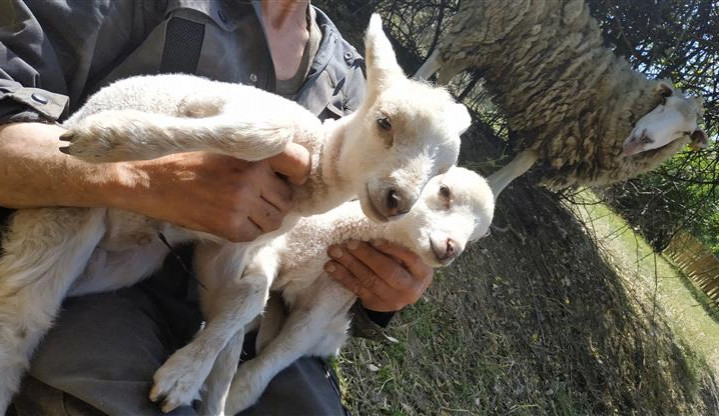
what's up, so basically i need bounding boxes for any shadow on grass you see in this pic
[339,130,719,415]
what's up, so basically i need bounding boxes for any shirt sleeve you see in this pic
[0,0,159,126]
[0,1,71,124]
[349,301,396,341]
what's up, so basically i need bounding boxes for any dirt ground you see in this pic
[338,128,719,415]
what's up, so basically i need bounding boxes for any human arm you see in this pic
[0,122,310,242]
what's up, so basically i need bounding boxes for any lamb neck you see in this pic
[290,114,359,217]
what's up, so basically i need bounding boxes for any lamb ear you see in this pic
[365,14,404,98]
[690,129,709,149]
[655,80,674,97]
[449,103,472,135]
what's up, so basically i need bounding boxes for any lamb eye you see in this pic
[377,117,392,131]
[439,184,451,198]
[640,136,653,144]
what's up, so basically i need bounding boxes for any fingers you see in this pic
[223,216,263,243]
[246,197,285,234]
[343,240,414,291]
[128,152,298,242]
[324,255,400,312]
[370,239,433,284]
[260,180,293,214]
[267,143,311,185]
[325,240,433,312]
[225,158,294,213]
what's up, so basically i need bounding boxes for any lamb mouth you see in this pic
[429,239,451,266]
[625,139,674,158]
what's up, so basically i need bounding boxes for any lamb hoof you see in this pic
[59,131,75,142]
[150,356,205,413]
[58,128,113,162]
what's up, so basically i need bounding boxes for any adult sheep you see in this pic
[415,0,708,196]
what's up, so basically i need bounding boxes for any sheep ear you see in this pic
[655,80,674,98]
[690,129,709,149]
[365,14,404,97]
[450,103,472,135]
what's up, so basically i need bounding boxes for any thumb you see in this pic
[268,143,311,185]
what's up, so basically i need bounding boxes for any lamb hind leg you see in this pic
[60,108,294,164]
[0,208,106,413]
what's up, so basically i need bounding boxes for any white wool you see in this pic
[415,0,706,196]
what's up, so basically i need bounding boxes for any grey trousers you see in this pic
[10,257,347,416]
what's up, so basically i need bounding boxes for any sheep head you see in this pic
[623,81,708,156]
[339,14,471,223]
[396,167,495,268]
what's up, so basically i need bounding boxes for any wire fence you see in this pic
[664,230,719,302]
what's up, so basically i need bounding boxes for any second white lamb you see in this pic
[213,166,495,413]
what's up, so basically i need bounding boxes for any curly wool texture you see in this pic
[436,0,692,189]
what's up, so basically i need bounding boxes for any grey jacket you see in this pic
[0,0,365,123]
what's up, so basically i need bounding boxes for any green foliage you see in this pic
[602,149,719,254]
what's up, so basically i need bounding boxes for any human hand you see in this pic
[324,239,434,312]
[267,142,311,185]
[115,151,297,242]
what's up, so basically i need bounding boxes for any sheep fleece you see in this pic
[438,0,689,189]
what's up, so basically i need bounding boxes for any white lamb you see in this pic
[0,15,471,413]
[414,0,707,197]
[209,166,495,414]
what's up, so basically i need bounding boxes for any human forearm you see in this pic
[0,122,311,242]
[0,122,129,209]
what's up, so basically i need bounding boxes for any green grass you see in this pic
[571,190,719,372]
[336,187,719,415]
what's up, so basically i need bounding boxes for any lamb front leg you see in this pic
[149,259,276,413]
[199,329,246,416]
[59,108,294,163]
[224,282,354,414]
[199,292,287,415]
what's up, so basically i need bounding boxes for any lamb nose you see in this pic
[384,189,412,217]
[446,239,456,258]
[386,189,400,211]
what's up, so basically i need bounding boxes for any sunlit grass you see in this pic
[570,189,719,371]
